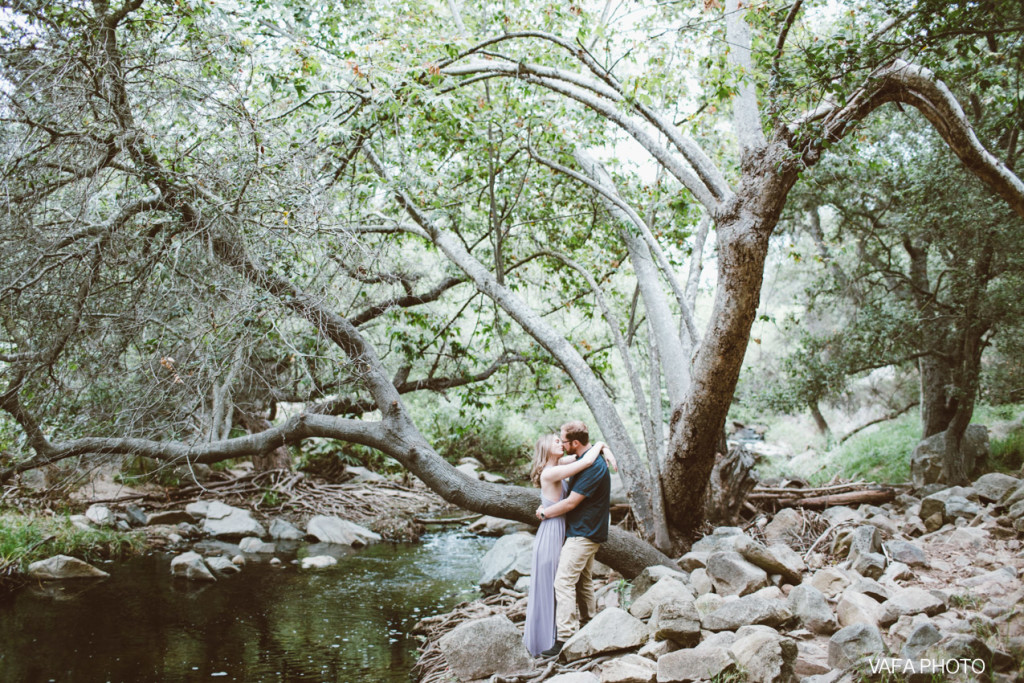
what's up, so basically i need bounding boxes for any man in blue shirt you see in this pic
[534,420,611,656]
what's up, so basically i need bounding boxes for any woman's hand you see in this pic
[600,444,618,473]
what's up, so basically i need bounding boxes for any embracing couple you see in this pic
[523,420,616,658]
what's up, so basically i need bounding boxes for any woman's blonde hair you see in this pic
[530,433,560,487]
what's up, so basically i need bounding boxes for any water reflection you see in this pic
[0,531,495,682]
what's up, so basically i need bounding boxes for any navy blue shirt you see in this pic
[566,448,611,543]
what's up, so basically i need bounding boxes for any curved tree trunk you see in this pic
[661,149,798,551]
[919,355,958,438]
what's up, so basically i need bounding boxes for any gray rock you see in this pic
[910,425,988,488]
[123,504,148,527]
[465,515,532,536]
[345,465,387,483]
[438,615,532,680]
[27,554,110,580]
[690,568,713,596]
[657,646,736,683]
[455,462,481,479]
[170,551,216,582]
[701,596,793,632]
[205,556,241,575]
[693,593,725,619]
[849,577,890,602]
[306,515,381,547]
[767,543,807,580]
[706,551,769,596]
[836,589,883,628]
[822,506,863,528]
[268,518,305,540]
[300,555,337,569]
[478,532,535,594]
[629,576,693,620]
[901,621,942,660]
[809,567,851,596]
[974,473,1020,502]
[763,508,806,547]
[788,584,839,635]
[83,505,114,528]
[184,500,210,518]
[202,502,266,538]
[69,514,93,531]
[847,526,886,579]
[728,625,797,683]
[598,653,657,683]
[631,564,688,603]
[677,551,710,572]
[919,486,979,520]
[561,608,649,663]
[650,597,701,647]
[691,526,744,553]
[879,587,946,626]
[548,674,600,683]
[733,535,802,586]
[147,510,197,526]
[238,537,276,554]
[828,623,885,669]
[883,540,928,567]
[935,634,992,663]
[944,495,982,522]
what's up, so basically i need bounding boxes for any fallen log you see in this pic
[762,487,897,510]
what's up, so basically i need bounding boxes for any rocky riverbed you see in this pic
[418,471,1024,683]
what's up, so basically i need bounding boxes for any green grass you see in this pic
[812,413,922,484]
[0,512,144,577]
[757,403,1024,485]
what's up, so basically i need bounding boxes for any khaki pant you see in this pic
[553,536,600,640]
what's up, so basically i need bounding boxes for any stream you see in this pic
[0,530,495,681]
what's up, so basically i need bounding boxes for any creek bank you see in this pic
[417,470,1024,683]
[11,465,460,585]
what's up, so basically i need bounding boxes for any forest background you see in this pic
[1,0,1023,572]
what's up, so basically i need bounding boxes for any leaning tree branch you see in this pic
[798,59,1024,219]
[349,275,466,327]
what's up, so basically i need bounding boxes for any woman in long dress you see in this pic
[522,434,611,656]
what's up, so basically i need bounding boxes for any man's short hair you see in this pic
[561,420,589,445]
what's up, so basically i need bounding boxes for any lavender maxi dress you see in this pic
[523,481,568,656]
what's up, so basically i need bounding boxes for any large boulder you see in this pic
[202,501,266,538]
[910,425,988,488]
[478,531,534,594]
[268,517,305,540]
[728,625,797,683]
[650,597,701,647]
[701,595,793,632]
[836,589,884,628]
[630,564,689,602]
[732,535,802,586]
[973,472,1020,503]
[306,516,381,547]
[170,551,216,581]
[706,551,769,596]
[628,575,694,620]
[438,615,532,681]
[561,608,649,663]
[598,654,657,683]
[846,526,886,579]
[788,584,839,635]
[691,527,744,553]
[657,644,737,683]
[828,623,886,669]
[84,504,116,527]
[762,508,805,548]
[466,516,532,536]
[27,555,110,580]
[879,587,946,626]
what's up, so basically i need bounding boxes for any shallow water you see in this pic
[0,531,495,682]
